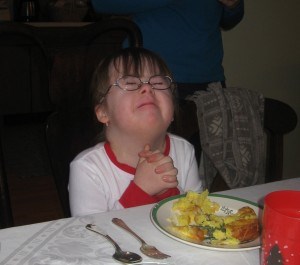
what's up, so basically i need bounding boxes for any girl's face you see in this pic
[96,61,174,139]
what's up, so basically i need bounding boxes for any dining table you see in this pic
[0,177,299,265]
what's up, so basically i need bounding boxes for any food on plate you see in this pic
[168,190,259,245]
[225,206,260,243]
[169,225,205,244]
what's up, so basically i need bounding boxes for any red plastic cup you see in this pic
[261,190,300,265]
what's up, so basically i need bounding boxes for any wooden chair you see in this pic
[264,98,298,183]
[0,23,52,115]
[0,24,51,228]
[171,97,298,192]
[45,18,143,217]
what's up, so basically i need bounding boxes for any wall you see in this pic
[222,0,300,179]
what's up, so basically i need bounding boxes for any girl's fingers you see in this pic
[154,158,175,173]
[139,150,165,163]
[138,144,152,163]
[162,175,178,185]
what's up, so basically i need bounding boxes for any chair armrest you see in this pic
[264,98,298,182]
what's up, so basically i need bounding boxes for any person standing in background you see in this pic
[90,0,244,99]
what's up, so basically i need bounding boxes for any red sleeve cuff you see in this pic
[154,187,180,201]
[119,181,157,208]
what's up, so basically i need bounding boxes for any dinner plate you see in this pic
[150,193,262,251]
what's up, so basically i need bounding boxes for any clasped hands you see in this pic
[134,144,178,196]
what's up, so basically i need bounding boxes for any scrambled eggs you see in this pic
[169,190,259,245]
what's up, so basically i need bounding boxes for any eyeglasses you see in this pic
[108,75,174,92]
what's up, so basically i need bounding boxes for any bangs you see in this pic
[112,48,172,77]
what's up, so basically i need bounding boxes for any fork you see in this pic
[112,218,171,259]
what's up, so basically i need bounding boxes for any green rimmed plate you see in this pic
[150,193,262,251]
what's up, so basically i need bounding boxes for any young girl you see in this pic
[69,47,203,216]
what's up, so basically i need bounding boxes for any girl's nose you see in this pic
[139,81,155,94]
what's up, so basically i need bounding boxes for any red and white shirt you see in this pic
[69,134,203,217]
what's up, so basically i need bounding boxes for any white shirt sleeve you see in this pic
[69,146,125,217]
[169,134,203,193]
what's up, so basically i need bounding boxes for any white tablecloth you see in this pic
[0,178,299,265]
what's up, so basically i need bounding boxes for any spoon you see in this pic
[86,224,142,264]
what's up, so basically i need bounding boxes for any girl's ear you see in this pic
[95,104,109,124]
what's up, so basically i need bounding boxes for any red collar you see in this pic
[104,135,171,174]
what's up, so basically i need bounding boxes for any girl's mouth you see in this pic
[137,101,156,108]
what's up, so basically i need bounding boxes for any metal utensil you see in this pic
[112,218,171,259]
[86,224,142,264]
